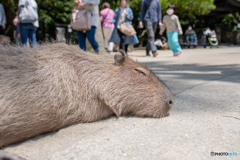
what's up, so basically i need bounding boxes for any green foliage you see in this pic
[160,0,215,19]
[36,0,75,24]
[209,14,239,31]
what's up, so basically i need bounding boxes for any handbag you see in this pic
[71,9,92,31]
[19,0,38,23]
[118,8,136,36]
[119,22,136,36]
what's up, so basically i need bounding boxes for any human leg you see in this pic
[171,32,182,54]
[76,30,86,51]
[145,21,157,55]
[117,29,125,50]
[167,32,175,54]
[28,28,37,46]
[86,26,99,53]
[20,24,29,46]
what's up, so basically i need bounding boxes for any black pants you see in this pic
[117,29,128,54]
[0,26,5,35]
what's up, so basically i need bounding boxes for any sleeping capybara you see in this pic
[0,43,174,147]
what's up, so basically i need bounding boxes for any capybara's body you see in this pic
[0,43,174,147]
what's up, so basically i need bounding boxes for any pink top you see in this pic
[100,8,115,28]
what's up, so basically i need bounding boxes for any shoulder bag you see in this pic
[19,0,38,23]
[119,8,136,36]
[71,7,92,31]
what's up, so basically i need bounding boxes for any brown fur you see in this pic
[0,43,174,147]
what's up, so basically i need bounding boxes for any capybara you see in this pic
[0,43,174,147]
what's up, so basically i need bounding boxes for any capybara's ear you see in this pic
[114,50,127,66]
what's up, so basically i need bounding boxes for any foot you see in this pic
[153,52,159,57]
[173,52,182,57]
[177,52,182,56]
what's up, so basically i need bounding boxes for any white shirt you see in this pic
[117,8,126,29]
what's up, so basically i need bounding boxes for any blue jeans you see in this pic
[76,26,99,52]
[167,32,182,55]
[20,23,37,46]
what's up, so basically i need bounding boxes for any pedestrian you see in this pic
[160,5,183,57]
[139,0,162,57]
[109,0,139,54]
[18,0,39,46]
[185,25,197,47]
[74,0,100,54]
[100,2,115,53]
[13,7,21,45]
[0,3,6,35]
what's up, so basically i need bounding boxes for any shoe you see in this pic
[177,52,182,56]
[173,52,181,57]
[146,54,151,57]
[153,52,159,57]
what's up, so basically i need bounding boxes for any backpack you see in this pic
[19,0,38,23]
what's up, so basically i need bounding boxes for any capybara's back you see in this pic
[0,43,174,147]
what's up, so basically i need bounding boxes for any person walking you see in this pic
[139,0,162,57]
[109,0,139,54]
[74,0,100,54]
[17,0,38,46]
[0,3,6,35]
[100,2,115,53]
[160,5,182,57]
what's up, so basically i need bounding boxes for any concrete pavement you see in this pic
[2,47,240,160]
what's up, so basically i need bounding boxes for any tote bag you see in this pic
[119,22,136,36]
[19,0,38,23]
[71,9,92,31]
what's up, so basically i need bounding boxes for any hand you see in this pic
[78,3,86,10]
[159,33,162,36]
[13,17,18,26]
[107,20,111,23]
[159,22,163,28]
[74,0,79,7]
[139,22,143,29]
[17,33,20,39]
[124,12,128,16]
[2,23,5,30]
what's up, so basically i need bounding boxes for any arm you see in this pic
[75,0,100,10]
[159,17,166,35]
[111,9,118,24]
[84,0,100,6]
[126,8,133,21]
[1,4,6,25]
[157,1,162,23]
[139,1,146,22]
[99,11,104,22]
[175,16,183,35]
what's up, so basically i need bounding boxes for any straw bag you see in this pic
[119,22,136,36]
[71,9,91,31]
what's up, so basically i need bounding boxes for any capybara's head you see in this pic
[100,50,174,118]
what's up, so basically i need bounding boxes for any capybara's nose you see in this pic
[168,100,174,108]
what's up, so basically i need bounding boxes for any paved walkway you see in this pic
[3,47,240,160]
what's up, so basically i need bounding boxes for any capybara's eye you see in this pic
[134,69,146,76]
